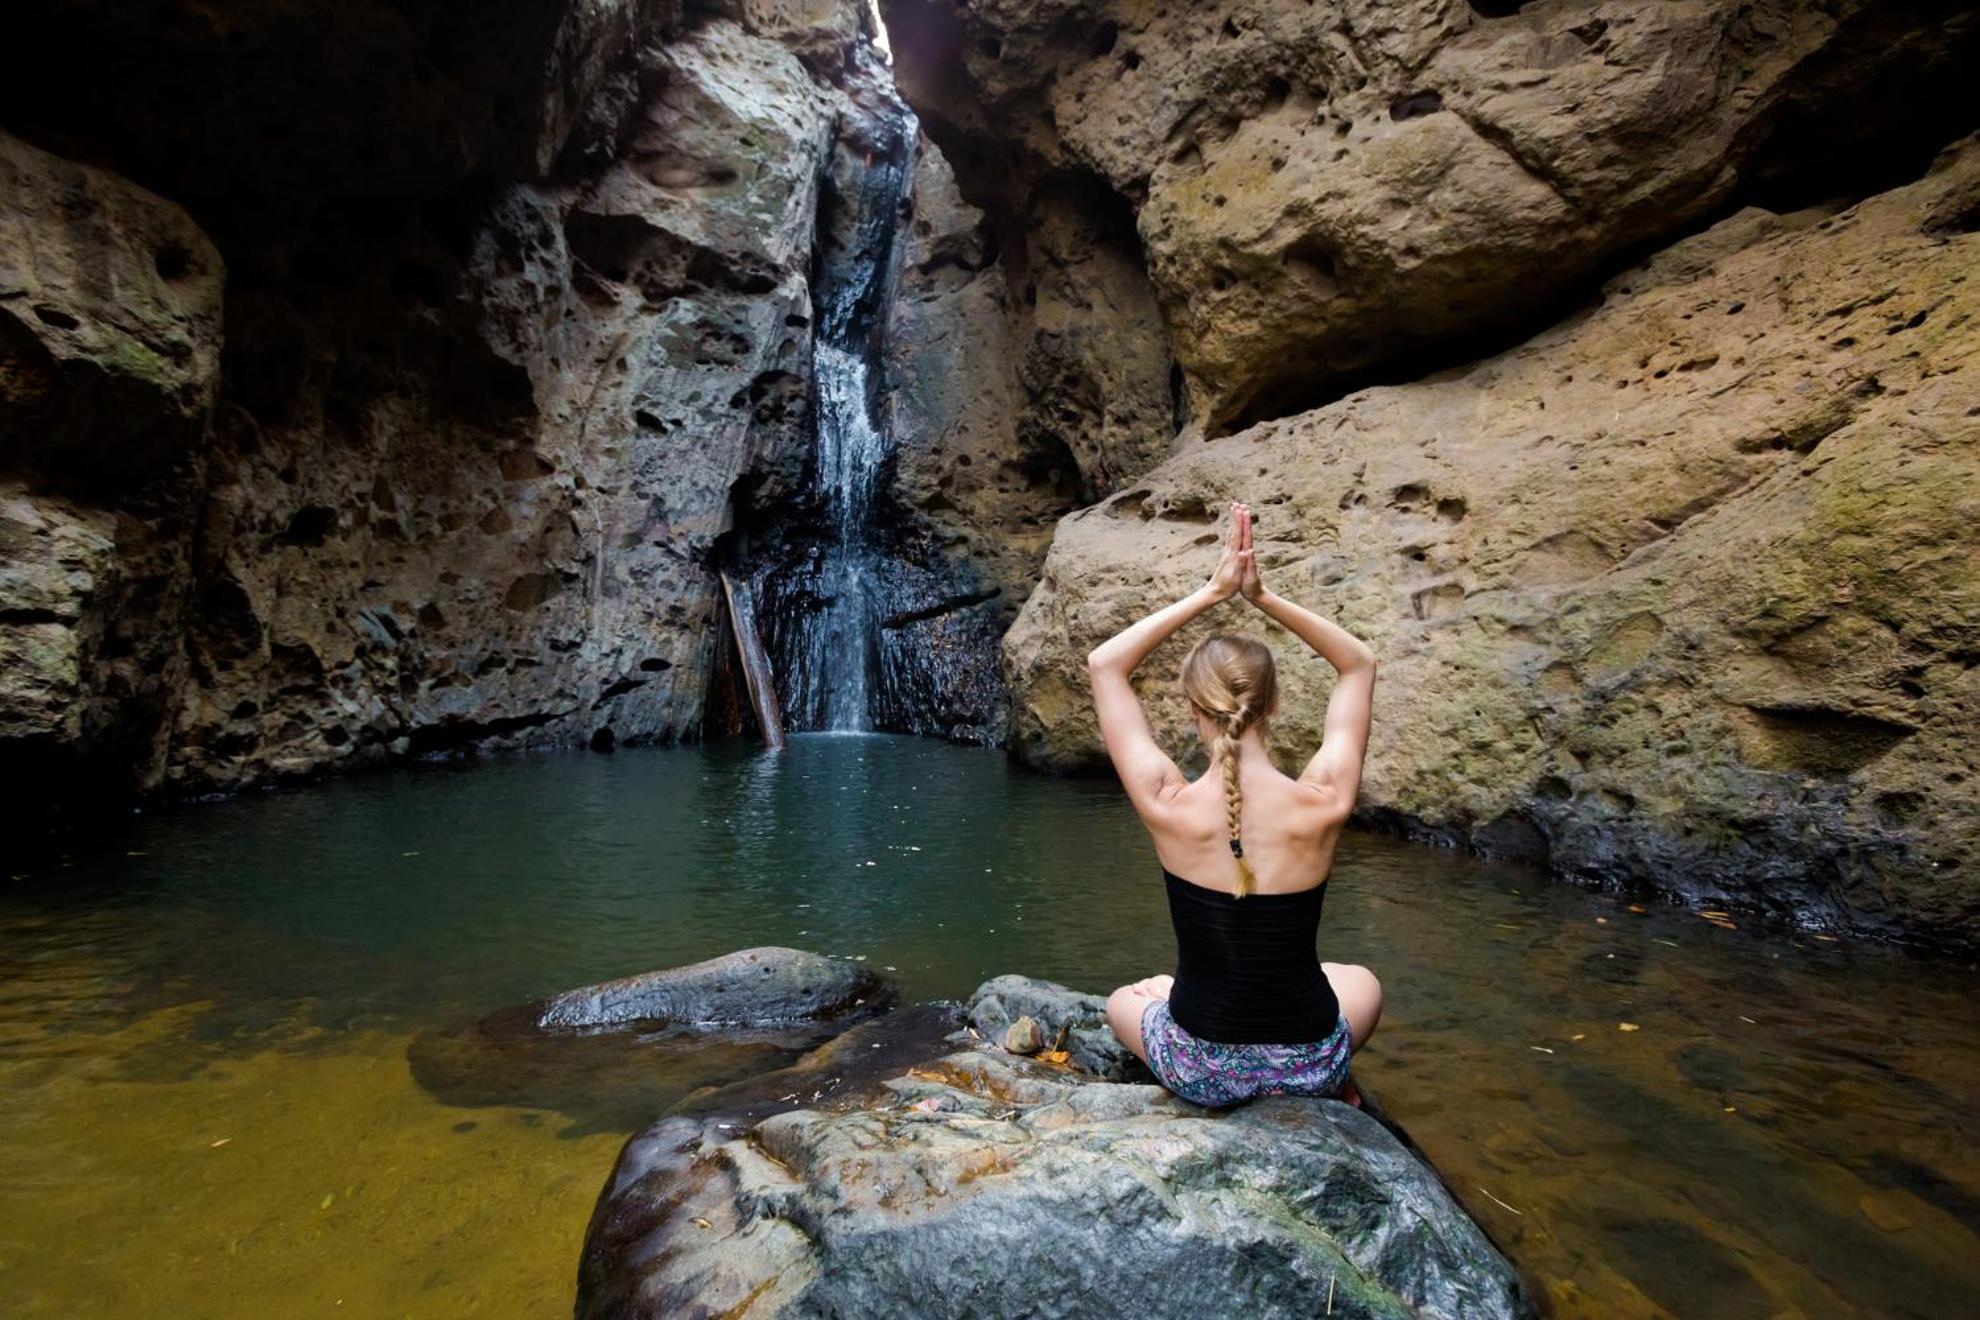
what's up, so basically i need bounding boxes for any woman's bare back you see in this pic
[1146,751,1346,896]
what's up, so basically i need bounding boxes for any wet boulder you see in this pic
[579,975,1535,1319]
[533,946,893,1033]
[407,948,898,1133]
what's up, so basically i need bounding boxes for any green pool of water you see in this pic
[2,735,1975,1316]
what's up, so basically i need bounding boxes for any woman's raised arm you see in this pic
[1237,505,1377,815]
[1085,503,1250,817]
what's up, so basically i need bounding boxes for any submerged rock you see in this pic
[533,947,893,1032]
[579,976,1533,1319]
[407,1022,804,1139]
[408,948,899,1133]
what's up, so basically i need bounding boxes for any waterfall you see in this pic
[773,69,919,734]
[797,342,892,730]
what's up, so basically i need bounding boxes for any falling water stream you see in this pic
[797,343,893,730]
[774,86,918,733]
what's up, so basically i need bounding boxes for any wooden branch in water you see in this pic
[720,572,786,750]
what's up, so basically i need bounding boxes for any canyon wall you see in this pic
[1,0,1047,799]
[7,0,1979,944]
[880,0,1980,943]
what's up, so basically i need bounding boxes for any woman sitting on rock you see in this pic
[1089,501,1382,1108]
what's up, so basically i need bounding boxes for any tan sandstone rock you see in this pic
[0,132,225,785]
[1005,138,1980,942]
[885,0,1980,435]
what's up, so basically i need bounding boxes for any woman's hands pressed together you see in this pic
[1207,501,1265,603]
[1085,491,1375,818]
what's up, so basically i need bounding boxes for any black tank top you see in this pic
[1163,868,1341,1044]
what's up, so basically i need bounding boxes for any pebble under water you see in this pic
[2,735,1976,1317]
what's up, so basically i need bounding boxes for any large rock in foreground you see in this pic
[534,947,893,1032]
[1005,139,1980,948]
[579,976,1533,1319]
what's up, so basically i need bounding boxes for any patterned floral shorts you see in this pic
[1139,998,1353,1109]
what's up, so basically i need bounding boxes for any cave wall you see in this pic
[0,0,910,800]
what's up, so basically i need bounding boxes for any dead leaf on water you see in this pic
[1618,1023,1641,1032]
[1627,905,1646,914]
[1570,1033,1586,1042]
[1858,1194,1914,1233]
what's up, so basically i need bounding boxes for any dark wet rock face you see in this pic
[533,946,893,1032]
[578,975,1534,1319]
[0,2,872,803]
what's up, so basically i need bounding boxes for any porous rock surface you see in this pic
[0,1,1047,797]
[1005,141,1980,944]
[0,131,224,783]
[578,975,1534,1319]
[883,0,1980,436]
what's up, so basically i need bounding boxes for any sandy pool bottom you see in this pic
[0,1002,621,1318]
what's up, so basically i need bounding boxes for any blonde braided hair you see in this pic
[1180,633,1278,897]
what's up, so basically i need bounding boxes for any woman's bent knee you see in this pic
[1106,986,1152,1060]
[1323,962,1384,1049]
